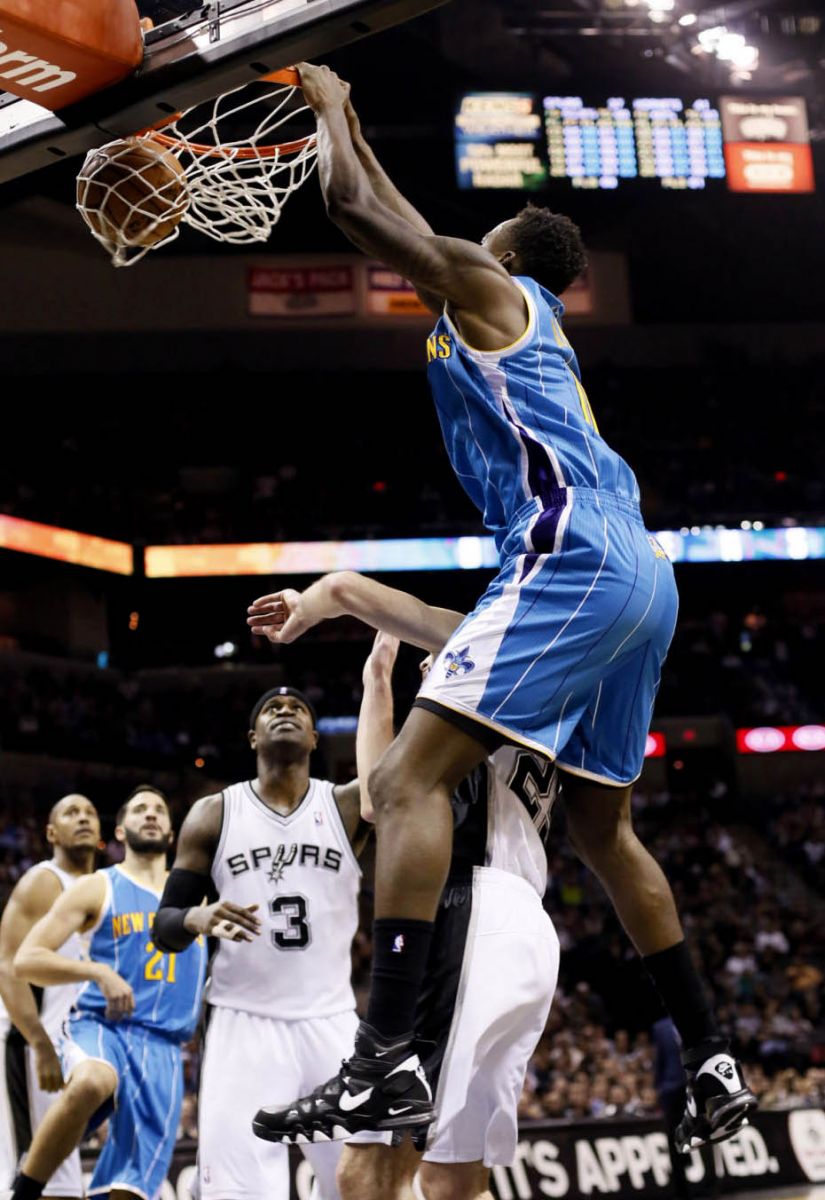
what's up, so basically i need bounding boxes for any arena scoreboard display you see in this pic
[455,93,814,193]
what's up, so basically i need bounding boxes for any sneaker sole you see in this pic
[252,1107,434,1145]
[676,1091,758,1153]
[707,1093,759,1143]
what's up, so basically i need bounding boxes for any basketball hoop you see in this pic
[76,67,317,266]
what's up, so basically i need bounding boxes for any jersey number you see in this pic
[507,752,557,839]
[270,895,311,951]
[144,941,176,983]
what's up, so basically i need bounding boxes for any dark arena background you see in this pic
[0,0,824,1197]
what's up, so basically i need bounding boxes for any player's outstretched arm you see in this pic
[154,795,261,952]
[247,571,464,653]
[13,874,133,1019]
[0,868,66,1090]
[356,633,400,822]
[343,96,441,315]
[298,64,526,345]
[344,97,434,238]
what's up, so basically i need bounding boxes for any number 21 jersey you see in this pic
[77,866,207,1041]
[207,779,361,1020]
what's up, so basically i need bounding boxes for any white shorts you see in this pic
[196,1005,359,1200]
[0,1014,83,1197]
[352,867,559,1168]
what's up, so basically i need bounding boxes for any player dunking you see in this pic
[10,786,207,1200]
[0,794,100,1199]
[248,63,756,1155]
[153,687,370,1200]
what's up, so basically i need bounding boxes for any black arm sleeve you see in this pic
[154,868,216,953]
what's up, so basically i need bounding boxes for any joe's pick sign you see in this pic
[720,96,814,193]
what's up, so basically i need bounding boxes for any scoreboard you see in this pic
[455,93,813,193]
[543,96,725,190]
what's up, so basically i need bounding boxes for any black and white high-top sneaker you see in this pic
[252,1022,434,1145]
[675,1048,757,1153]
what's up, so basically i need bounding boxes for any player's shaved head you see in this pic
[48,793,96,825]
[45,793,100,864]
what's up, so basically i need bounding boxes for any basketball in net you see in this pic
[77,136,190,264]
[76,69,317,267]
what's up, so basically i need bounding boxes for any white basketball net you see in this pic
[78,74,317,267]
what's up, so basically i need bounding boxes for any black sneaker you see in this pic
[675,1049,758,1153]
[252,1022,434,1145]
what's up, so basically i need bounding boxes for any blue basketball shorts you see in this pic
[417,489,679,786]
[62,1013,184,1200]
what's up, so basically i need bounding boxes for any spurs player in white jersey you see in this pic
[340,637,559,1200]
[247,578,558,1200]
[153,686,369,1200]
[0,794,100,1199]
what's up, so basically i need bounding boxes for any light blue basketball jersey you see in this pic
[426,276,641,554]
[77,866,206,1042]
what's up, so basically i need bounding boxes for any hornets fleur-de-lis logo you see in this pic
[647,535,669,561]
[444,646,476,679]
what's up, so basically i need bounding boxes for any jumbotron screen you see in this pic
[455,93,725,191]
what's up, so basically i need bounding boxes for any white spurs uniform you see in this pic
[353,746,560,1168]
[197,778,361,1200]
[0,860,89,1196]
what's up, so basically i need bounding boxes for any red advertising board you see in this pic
[724,142,814,193]
[248,265,356,316]
[737,724,825,753]
[720,97,815,194]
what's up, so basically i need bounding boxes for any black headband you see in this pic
[249,686,318,731]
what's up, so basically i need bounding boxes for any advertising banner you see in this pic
[97,1109,825,1200]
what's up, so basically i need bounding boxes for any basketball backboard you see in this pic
[0,0,449,184]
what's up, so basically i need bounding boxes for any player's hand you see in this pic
[185,901,261,942]
[296,63,350,114]
[95,965,135,1021]
[363,632,400,685]
[32,1035,64,1092]
[247,588,324,644]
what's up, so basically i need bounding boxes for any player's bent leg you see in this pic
[21,1060,117,1184]
[558,771,683,955]
[199,1008,294,1199]
[369,707,488,919]
[417,1160,492,1200]
[25,1042,85,1200]
[337,1141,421,1200]
[558,769,757,1148]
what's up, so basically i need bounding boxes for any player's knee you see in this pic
[336,1147,387,1200]
[66,1062,116,1112]
[368,746,413,819]
[563,782,634,865]
[418,1162,490,1200]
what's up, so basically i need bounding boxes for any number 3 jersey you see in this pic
[76,866,207,1041]
[207,779,361,1020]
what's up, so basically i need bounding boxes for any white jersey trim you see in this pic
[85,870,112,938]
[213,792,230,870]
[241,780,314,826]
[441,279,536,363]
[327,786,362,878]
